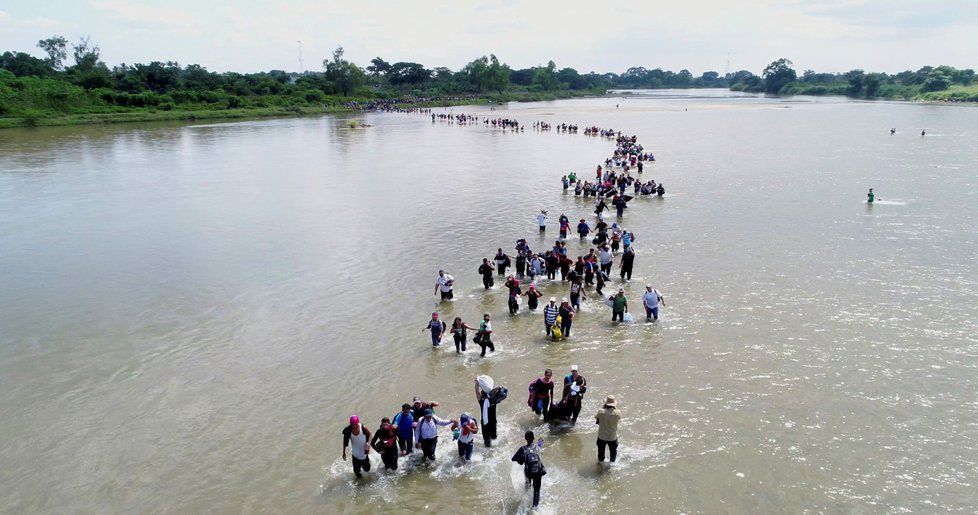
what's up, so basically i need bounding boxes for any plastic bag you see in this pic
[477,375,495,394]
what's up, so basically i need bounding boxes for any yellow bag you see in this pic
[552,316,563,339]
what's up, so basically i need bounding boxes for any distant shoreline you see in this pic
[3,87,974,131]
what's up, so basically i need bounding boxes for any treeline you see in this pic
[2,35,977,127]
[728,58,977,101]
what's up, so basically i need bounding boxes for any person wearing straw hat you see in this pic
[595,396,622,462]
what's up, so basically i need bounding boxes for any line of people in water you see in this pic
[341,368,623,507]
[365,107,671,507]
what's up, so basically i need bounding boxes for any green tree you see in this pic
[846,69,865,95]
[762,58,796,94]
[532,60,559,91]
[863,72,885,97]
[323,46,365,95]
[485,54,510,93]
[37,35,68,70]
[388,62,431,87]
[71,36,101,72]
[921,71,951,92]
[0,51,52,77]
[367,57,391,77]
[461,55,509,93]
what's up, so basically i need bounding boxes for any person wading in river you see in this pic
[342,415,373,478]
[421,312,446,346]
[435,269,454,300]
[414,409,454,462]
[371,417,399,470]
[478,258,495,289]
[595,396,622,463]
[512,431,546,508]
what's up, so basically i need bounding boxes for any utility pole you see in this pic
[298,40,304,72]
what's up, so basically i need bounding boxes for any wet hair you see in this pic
[381,417,391,424]
[524,430,535,444]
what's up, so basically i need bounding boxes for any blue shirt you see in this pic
[393,412,414,438]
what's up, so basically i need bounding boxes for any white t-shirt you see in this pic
[349,428,367,460]
[438,274,454,292]
[643,290,660,308]
[599,250,613,265]
[536,214,547,226]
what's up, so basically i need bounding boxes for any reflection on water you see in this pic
[1,91,977,512]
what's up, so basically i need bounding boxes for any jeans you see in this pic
[560,318,572,338]
[454,333,466,352]
[352,456,371,478]
[534,397,551,418]
[645,306,659,320]
[570,292,580,309]
[597,438,619,462]
[457,440,473,461]
[430,330,442,346]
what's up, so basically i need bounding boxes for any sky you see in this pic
[1,0,976,75]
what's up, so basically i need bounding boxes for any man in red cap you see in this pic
[422,312,446,346]
[342,415,372,478]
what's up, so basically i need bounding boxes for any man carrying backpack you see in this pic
[512,430,546,508]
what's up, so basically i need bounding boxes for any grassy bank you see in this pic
[916,84,978,102]
[0,90,604,129]
[0,70,604,128]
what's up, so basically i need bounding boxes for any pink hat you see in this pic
[432,312,439,318]
[350,415,360,425]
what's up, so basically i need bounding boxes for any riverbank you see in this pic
[0,89,605,129]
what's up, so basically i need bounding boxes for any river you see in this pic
[1,90,977,513]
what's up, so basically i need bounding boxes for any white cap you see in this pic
[570,365,578,371]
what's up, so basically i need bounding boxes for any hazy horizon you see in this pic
[1,0,976,76]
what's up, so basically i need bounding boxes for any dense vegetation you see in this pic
[729,58,977,102]
[1,35,976,128]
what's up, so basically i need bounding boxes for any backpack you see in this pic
[489,386,508,404]
[523,445,545,477]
